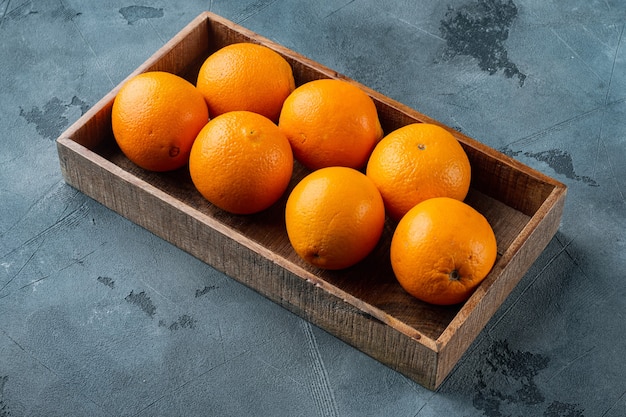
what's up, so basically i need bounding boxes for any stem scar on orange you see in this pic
[111,71,209,172]
[285,167,385,270]
[366,123,471,221]
[189,111,293,215]
[390,197,497,306]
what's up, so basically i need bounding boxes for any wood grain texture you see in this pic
[56,12,567,390]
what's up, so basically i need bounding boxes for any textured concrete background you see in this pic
[1,0,625,416]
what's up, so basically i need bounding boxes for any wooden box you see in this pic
[56,12,567,390]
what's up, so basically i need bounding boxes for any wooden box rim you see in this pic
[56,12,567,389]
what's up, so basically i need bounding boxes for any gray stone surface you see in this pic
[1,0,625,416]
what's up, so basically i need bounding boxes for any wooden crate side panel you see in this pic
[434,187,567,387]
[142,14,210,77]
[461,143,558,216]
[59,90,114,150]
[205,12,271,47]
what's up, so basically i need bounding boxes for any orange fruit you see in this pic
[390,197,497,305]
[196,42,295,122]
[111,71,209,172]
[278,79,383,170]
[366,123,471,221]
[285,167,385,270]
[189,111,293,215]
